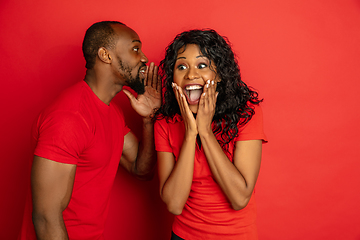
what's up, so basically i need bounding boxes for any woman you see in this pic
[154,29,267,240]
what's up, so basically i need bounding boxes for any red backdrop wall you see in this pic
[1,0,360,239]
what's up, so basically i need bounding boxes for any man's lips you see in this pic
[139,65,147,78]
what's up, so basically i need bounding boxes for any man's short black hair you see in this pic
[82,21,125,69]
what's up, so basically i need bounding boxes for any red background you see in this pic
[1,0,360,239]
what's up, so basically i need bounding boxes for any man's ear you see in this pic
[98,47,112,64]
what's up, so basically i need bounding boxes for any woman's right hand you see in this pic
[172,82,198,137]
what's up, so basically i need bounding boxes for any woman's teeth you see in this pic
[185,85,202,91]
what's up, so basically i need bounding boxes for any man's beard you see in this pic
[118,57,145,94]
[127,72,145,95]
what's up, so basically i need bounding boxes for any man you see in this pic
[18,21,161,240]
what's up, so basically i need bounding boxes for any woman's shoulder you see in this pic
[155,114,183,124]
[236,103,267,142]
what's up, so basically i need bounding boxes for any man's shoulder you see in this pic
[55,81,87,106]
[42,81,88,114]
[34,81,91,130]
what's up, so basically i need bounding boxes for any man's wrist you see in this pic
[142,116,154,125]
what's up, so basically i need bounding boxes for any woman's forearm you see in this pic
[199,132,261,210]
[161,134,196,215]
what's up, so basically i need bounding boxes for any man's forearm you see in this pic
[33,212,69,240]
[134,117,157,179]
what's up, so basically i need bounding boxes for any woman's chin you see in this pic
[189,105,199,114]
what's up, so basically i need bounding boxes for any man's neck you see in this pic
[84,69,123,105]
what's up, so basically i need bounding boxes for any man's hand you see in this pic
[121,62,160,179]
[123,62,161,118]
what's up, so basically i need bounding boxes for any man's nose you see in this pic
[140,52,148,64]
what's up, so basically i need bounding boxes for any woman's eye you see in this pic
[177,64,187,70]
[133,47,139,52]
[198,63,207,69]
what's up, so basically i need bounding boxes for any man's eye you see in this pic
[133,47,139,52]
[198,63,207,69]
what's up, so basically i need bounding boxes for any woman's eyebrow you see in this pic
[196,55,206,58]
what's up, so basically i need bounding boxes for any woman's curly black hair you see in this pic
[155,29,262,151]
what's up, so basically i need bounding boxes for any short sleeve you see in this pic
[235,104,268,143]
[34,110,91,164]
[154,119,173,152]
[123,125,131,137]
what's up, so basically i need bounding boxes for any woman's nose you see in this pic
[185,67,199,80]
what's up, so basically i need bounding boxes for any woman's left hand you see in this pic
[197,79,218,136]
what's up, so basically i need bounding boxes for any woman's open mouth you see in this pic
[184,84,203,105]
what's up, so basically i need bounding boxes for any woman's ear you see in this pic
[98,47,112,64]
[215,74,221,83]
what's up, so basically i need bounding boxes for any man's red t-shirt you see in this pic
[18,81,130,240]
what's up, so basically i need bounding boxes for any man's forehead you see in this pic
[112,24,140,43]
